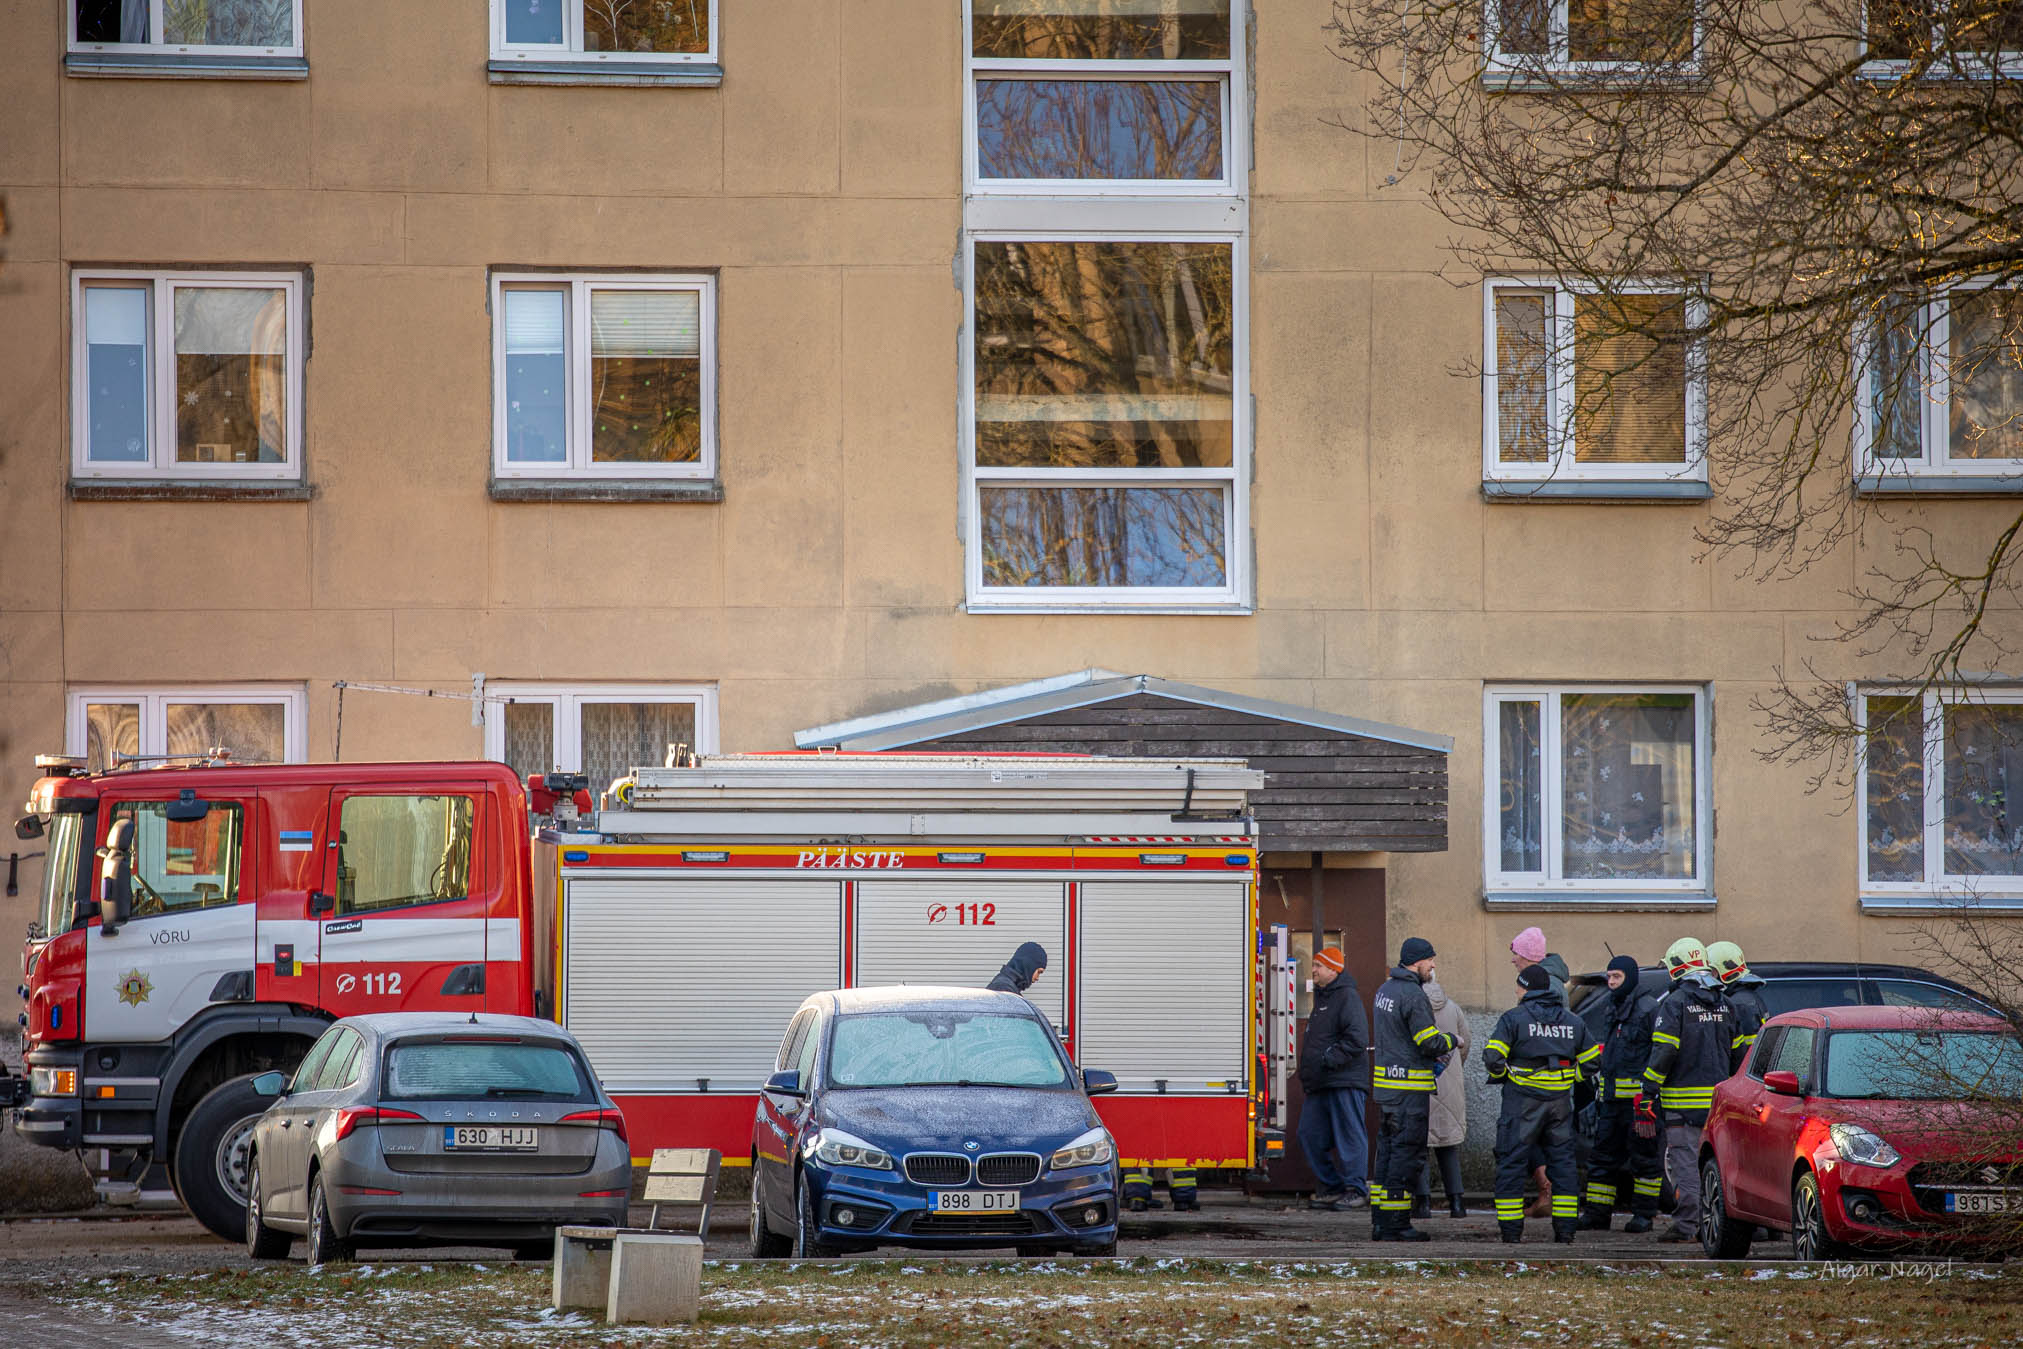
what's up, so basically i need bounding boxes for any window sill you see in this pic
[69,479,313,502]
[487,58,723,87]
[1859,892,2023,915]
[962,601,1255,616]
[1854,471,2023,496]
[1483,889,1716,912]
[488,477,723,503]
[64,52,308,80]
[1482,478,1711,503]
[1481,65,1707,94]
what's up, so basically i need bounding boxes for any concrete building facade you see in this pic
[4,0,2020,1020]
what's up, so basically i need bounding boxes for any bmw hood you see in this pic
[816,1087,1101,1154]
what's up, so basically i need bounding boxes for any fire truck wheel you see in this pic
[244,1154,291,1260]
[793,1174,839,1259]
[172,1073,270,1243]
[750,1173,790,1257]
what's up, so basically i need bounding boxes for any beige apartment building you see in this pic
[3,0,2021,1020]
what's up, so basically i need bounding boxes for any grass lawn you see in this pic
[36,1256,2023,1348]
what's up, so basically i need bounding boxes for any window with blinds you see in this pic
[1856,285,2023,475]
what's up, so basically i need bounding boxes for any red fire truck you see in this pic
[12,751,1274,1242]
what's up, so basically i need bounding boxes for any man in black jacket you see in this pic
[1369,937,1455,1241]
[986,942,1047,996]
[1297,945,1370,1210]
[1580,955,1663,1232]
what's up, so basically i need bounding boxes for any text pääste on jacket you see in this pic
[1482,986,1601,1098]
[1643,976,1744,1117]
[1371,965,1456,1093]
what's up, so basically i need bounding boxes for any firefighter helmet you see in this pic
[1705,940,1748,984]
[1663,937,1707,978]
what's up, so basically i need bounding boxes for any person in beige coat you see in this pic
[1413,978,1471,1218]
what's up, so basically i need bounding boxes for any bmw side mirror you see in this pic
[1763,1069,1802,1097]
[763,1070,805,1098]
[251,1070,289,1098]
[1082,1069,1118,1096]
[95,818,134,936]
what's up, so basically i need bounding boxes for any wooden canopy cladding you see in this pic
[903,692,1449,853]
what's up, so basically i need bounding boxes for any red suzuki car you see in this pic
[1699,1006,2023,1259]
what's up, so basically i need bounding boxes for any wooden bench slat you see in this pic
[649,1147,718,1174]
[643,1175,712,1203]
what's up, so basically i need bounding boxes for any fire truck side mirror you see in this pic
[1081,1069,1118,1096]
[96,818,134,935]
[763,1070,805,1098]
[15,814,43,841]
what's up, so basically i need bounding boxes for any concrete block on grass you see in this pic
[605,1231,703,1325]
[551,1226,613,1312]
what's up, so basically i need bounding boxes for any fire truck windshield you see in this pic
[35,813,85,939]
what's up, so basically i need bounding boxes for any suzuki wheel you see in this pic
[172,1073,270,1242]
[244,1154,291,1260]
[1698,1157,1751,1259]
[750,1171,790,1257]
[793,1173,838,1259]
[305,1173,351,1266]
[1791,1172,1844,1262]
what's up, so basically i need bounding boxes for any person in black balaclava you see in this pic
[1581,954,1663,1232]
[987,942,1048,995]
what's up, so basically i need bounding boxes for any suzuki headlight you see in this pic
[809,1128,893,1171]
[1828,1122,1902,1169]
[30,1067,78,1097]
[1049,1127,1115,1171]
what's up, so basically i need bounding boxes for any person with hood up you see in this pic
[1484,964,1600,1244]
[1415,975,1471,1219]
[987,942,1048,995]
[1706,941,1767,1053]
[1508,926,1570,1214]
[1580,954,1663,1232]
[1644,937,1743,1244]
[1297,945,1371,1211]
[1368,937,1455,1241]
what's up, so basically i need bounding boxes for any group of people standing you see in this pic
[1295,928,1769,1245]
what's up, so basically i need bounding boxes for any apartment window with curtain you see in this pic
[1485,686,1712,904]
[1484,0,1699,84]
[490,0,720,76]
[1860,689,2023,904]
[491,273,716,482]
[1856,285,2023,485]
[1863,0,2023,75]
[962,1,1250,612]
[67,686,306,771]
[483,684,719,802]
[1483,279,1706,495]
[67,0,305,77]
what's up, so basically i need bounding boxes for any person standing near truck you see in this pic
[1369,938,1454,1242]
[1580,954,1663,1232]
[987,942,1048,996]
[1297,945,1370,1211]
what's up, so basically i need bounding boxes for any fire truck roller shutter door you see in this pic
[562,879,842,1091]
[1077,881,1249,1092]
[852,881,1066,1031]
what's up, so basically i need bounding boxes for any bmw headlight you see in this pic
[1828,1122,1902,1169]
[808,1128,894,1171]
[1049,1127,1115,1171]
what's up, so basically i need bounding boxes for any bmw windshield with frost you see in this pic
[827,1012,1071,1089]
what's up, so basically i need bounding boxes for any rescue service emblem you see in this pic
[115,969,154,1007]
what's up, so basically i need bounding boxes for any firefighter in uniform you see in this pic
[1706,941,1767,1055]
[1644,937,1745,1244]
[1484,964,1600,1243]
[1580,954,1663,1232]
[1122,1166,1198,1212]
[1368,937,1455,1242]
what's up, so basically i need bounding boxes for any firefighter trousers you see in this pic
[1492,1090,1579,1239]
[1370,1091,1430,1232]
[1583,1097,1663,1219]
[1663,1110,1708,1237]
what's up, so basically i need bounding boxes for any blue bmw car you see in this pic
[748,986,1121,1258]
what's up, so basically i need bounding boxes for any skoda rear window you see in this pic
[827,1011,1070,1089]
[385,1039,592,1101]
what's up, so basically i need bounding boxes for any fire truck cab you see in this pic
[14,756,533,1239]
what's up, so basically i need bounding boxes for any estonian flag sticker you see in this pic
[278,830,314,853]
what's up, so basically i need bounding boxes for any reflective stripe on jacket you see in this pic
[1482,987,1601,1100]
[1643,976,1739,1114]
[1371,966,1454,1096]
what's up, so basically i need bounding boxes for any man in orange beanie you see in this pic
[1297,945,1370,1210]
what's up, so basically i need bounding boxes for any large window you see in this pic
[67,686,305,771]
[1483,279,1706,489]
[1485,0,1699,81]
[1861,690,2023,897]
[1856,287,2023,478]
[69,0,302,56]
[1864,0,2023,75]
[483,683,719,802]
[72,272,304,480]
[492,273,716,481]
[336,794,476,915]
[963,2,1249,612]
[108,800,244,915]
[491,0,717,67]
[1485,686,1710,898]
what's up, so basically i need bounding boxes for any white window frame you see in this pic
[67,0,304,57]
[490,0,720,66]
[65,686,308,766]
[1483,684,1713,897]
[490,272,717,481]
[1857,686,2023,899]
[961,1,1251,613]
[1860,4,2023,80]
[1854,283,2023,476]
[1483,0,1703,82]
[1481,277,1708,485]
[481,683,721,774]
[71,270,306,481]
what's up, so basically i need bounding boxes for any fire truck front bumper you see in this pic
[12,1048,85,1147]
